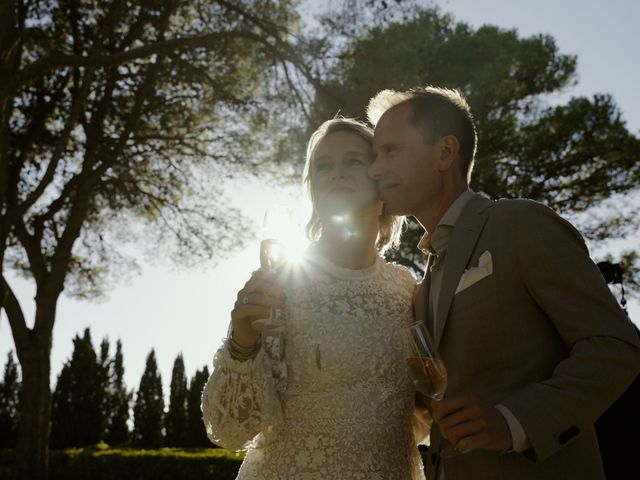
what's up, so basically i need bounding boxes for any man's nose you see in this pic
[368,157,383,179]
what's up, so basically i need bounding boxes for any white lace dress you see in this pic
[201,255,427,480]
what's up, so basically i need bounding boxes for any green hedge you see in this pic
[0,447,244,480]
[1,446,430,479]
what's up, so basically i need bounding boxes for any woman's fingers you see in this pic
[241,270,286,300]
[232,304,271,323]
[237,292,285,310]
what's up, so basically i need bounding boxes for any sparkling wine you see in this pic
[406,356,448,401]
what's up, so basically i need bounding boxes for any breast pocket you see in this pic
[450,272,499,315]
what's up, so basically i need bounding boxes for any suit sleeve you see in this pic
[500,201,640,462]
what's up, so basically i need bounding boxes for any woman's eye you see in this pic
[315,163,329,172]
[349,157,365,166]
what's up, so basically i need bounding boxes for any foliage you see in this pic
[185,366,211,448]
[132,350,164,448]
[97,338,112,443]
[164,353,188,447]
[50,329,103,448]
[0,446,245,480]
[104,340,131,446]
[0,353,20,449]
[304,5,640,284]
[0,1,305,477]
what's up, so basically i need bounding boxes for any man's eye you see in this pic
[349,157,365,166]
[315,163,329,172]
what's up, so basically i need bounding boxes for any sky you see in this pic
[1,0,639,399]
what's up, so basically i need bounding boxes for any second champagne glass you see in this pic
[405,321,448,401]
[405,321,459,458]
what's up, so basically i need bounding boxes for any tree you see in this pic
[0,351,21,448]
[0,1,310,477]
[96,337,112,442]
[306,6,640,283]
[132,349,164,449]
[50,328,102,448]
[164,353,188,447]
[105,339,130,446]
[185,365,210,448]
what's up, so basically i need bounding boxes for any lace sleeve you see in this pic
[201,334,287,451]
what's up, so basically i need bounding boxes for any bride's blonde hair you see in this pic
[302,118,405,254]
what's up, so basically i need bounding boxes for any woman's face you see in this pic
[310,130,383,222]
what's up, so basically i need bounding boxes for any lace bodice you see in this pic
[201,254,427,479]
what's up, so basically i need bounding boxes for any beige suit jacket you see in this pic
[413,193,640,480]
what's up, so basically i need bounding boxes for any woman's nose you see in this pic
[330,163,346,180]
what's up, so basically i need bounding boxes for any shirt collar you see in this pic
[418,188,474,255]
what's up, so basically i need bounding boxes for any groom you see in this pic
[367,86,640,480]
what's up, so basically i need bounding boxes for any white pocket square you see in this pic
[455,250,493,294]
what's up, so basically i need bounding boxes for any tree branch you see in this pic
[1,275,30,352]
[20,67,95,214]
[16,31,274,89]
[14,216,47,283]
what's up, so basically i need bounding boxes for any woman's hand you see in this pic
[231,269,286,348]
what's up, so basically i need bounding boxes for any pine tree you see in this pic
[50,328,102,448]
[105,340,131,446]
[185,366,211,447]
[0,352,21,448]
[132,350,164,448]
[165,354,188,447]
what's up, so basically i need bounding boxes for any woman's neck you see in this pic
[315,216,380,269]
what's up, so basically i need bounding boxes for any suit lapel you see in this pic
[434,194,493,347]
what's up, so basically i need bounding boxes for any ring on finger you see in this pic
[242,295,249,305]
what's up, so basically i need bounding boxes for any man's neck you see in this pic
[415,185,469,235]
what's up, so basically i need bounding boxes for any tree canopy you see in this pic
[303,5,640,288]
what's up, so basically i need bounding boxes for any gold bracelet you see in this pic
[229,334,260,361]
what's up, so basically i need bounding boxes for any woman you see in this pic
[201,118,428,479]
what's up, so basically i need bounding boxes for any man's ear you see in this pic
[436,135,460,172]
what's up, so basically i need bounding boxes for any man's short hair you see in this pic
[367,86,478,182]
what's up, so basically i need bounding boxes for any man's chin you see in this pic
[381,201,404,216]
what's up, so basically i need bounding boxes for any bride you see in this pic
[201,118,428,479]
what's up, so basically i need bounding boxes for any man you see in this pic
[367,86,640,480]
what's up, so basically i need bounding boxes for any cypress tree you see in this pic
[132,350,164,448]
[0,352,21,448]
[165,353,188,447]
[97,338,112,442]
[50,329,102,447]
[50,363,73,448]
[185,366,211,447]
[105,340,131,446]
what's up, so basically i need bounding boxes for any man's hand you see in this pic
[431,394,513,454]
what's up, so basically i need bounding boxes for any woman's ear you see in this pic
[436,135,460,172]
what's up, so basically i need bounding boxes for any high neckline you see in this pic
[306,248,381,280]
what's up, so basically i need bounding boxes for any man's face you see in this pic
[370,103,442,217]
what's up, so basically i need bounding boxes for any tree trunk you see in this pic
[13,329,52,480]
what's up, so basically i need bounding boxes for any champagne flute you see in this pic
[405,321,458,458]
[251,205,291,332]
[405,321,448,401]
